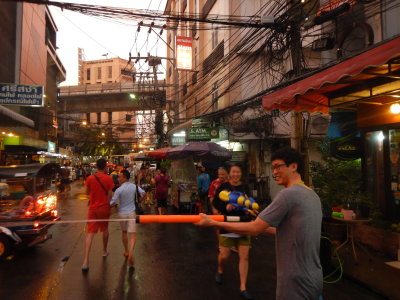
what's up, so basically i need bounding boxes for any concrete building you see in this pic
[164,0,400,213]
[0,2,65,165]
[164,0,330,200]
[58,56,159,155]
[78,55,135,85]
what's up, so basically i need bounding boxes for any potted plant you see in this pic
[310,157,366,215]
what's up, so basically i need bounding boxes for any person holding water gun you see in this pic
[212,164,257,300]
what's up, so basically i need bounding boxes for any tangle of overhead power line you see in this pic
[166,1,319,120]
[171,0,397,123]
[8,0,280,28]
[49,0,398,139]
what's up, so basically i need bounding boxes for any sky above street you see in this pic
[50,0,167,86]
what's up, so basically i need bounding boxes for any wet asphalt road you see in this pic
[0,181,389,300]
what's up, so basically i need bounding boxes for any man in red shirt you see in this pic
[208,167,228,214]
[82,158,114,271]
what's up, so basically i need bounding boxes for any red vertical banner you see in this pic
[176,36,193,70]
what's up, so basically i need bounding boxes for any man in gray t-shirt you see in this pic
[196,147,323,300]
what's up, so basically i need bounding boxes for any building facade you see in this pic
[164,0,331,200]
[164,0,400,219]
[0,2,65,165]
[58,57,160,156]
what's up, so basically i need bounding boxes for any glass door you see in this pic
[364,131,386,212]
[389,129,400,219]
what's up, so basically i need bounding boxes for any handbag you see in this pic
[134,185,144,215]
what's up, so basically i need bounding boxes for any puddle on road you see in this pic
[57,256,70,272]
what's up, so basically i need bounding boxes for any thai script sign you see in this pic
[0,83,44,106]
[176,36,193,70]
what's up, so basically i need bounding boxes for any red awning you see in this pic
[317,0,356,16]
[147,147,172,159]
[262,36,400,114]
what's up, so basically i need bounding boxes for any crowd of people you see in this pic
[77,146,323,300]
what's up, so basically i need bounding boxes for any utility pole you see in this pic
[129,55,176,148]
[289,13,310,185]
[149,58,165,148]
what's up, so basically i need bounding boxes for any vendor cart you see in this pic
[0,163,61,260]
[169,157,198,213]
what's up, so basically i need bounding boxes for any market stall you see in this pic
[166,142,231,213]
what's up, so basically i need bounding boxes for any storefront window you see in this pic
[389,129,400,218]
[364,131,385,210]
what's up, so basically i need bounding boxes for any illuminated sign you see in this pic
[0,83,44,107]
[48,141,56,153]
[176,36,193,70]
[187,127,219,140]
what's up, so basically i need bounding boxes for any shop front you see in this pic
[358,105,400,220]
[262,36,400,221]
[1,135,48,165]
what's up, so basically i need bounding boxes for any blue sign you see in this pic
[0,83,44,106]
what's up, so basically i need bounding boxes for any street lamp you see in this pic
[81,120,87,126]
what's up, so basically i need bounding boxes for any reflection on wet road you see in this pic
[0,182,388,300]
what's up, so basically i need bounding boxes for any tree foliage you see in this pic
[74,126,126,156]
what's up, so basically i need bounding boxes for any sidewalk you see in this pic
[335,245,400,300]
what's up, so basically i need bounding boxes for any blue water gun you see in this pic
[219,190,259,212]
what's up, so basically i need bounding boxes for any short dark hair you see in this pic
[218,167,228,173]
[96,158,107,170]
[271,147,303,175]
[120,169,130,180]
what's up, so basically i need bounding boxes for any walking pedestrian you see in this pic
[197,165,210,213]
[211,164,254,299]
[129,163,140,183]
[208,167,229,239]
[60,165,71,193]
[153,167,170,215]
[138,165,152,206]
[81,158,114,272]
[208,167,229,214]
[111,167,120,192]
[196,147,323,300]
[110,169,145,268]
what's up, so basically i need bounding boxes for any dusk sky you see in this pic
[50,0,167,86]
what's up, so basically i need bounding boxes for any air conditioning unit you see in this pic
[261,16,275,24]
[310,114,330,135]
[312,37,335,51]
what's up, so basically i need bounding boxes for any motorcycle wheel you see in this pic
[0,234,13,260]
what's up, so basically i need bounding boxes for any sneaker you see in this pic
[240,290,254,300]
[81,265,89,272]
[215,272,223,284]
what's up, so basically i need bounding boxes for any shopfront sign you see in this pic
[0,83,44,107]
[171,136,186,146]
[187,127,219,140]
[231,151,247,162]
[330,137,361,160]
[3,136,47,150]
[48,141,56,153]
[211,128,229,142]
[176,36,193,70]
